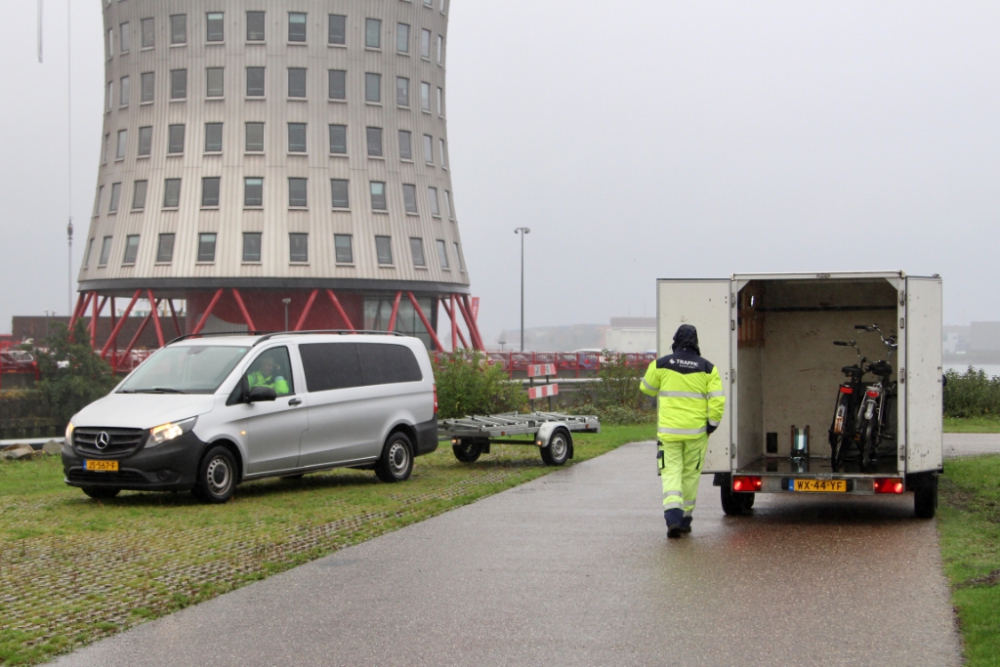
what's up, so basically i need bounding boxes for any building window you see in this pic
[246,122,264,152]
[243,232,262,262]
[202,177,221,207]
[440,138,447,167]
[396,77,409,106]
[331,179,349,208]
[328,15,346,45]
[420,29,431,58]
[289,178,308,207]
[105,81,113,112]
[423,134,433,163]
[402,184,418,213]
[168,124,185,154]
[205,123,223,153]
[83,238,94,268]
[132,181,148,210]
[428,187,440,216]
[170,69,187,99]
[206,12,224,42]
[288,68,306,98]
[365,19,381,48]
[106,28,113,59]
[123,235,139,265]
[245,177,263,207]
[156,234,175,263]
[329,124,347,154]
[437,239,450,269]
[421,82,431,111]
[289,233,308,262]
[206,67,224,98]
[365,73,381,103]
[397,23,410,53]
[99,237,113,266]
[120,76,130,107]
[437,87,444,115]
[247,11,265,41]
[116,130,128,159]
[141,18,154,48]
[410,238,426,267]
[288,12,307,42]
[366,127,383,157]
[334,234,353,263]
[375,235,393,265]
[170,14,187,45]
[140,72,154,102]
[246,67,265,97]
[198,233,217,262]
[94,186,103,215]
[163,179,182,208]
[445,190,453,219]
[329,70,346,100]
[120,22,131,53]
[109,183,122,212]
[454,242,464,271]
[399,130,412,160]
[288,123,307,153]
[370,182,387,211]
[103,134,110,163]
[437,35,444,64]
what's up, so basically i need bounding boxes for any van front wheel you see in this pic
[375,432,414,483]
[193,446,237,504]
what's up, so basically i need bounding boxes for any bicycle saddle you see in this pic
[842,365,863,376]
[869,361,892,376]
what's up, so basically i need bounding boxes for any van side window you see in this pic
[246,347,295,396]
[300,343,364,392]
[357,343,423,385]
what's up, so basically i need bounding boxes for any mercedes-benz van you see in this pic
[61,332,438,503]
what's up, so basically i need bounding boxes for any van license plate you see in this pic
[794,479,846,492]
[84,460,119,472]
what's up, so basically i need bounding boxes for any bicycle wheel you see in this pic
[860,419,877,470]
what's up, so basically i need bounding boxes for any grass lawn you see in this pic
[0,424,653,666]
[944,416,1000,433]
[938,455,1000,667]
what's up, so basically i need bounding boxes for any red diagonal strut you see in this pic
[294,289,319,331]
[440,298,468,350]
[455,295,484,350]
[118,309,154,373]
[100,289,142,359]
[191,289,224,335]
[231,289,257,331]
[406,292,444,352]
[386,291,403,333]
[168,300,182,337]
[147,291,165,347]
[326,290,355,331]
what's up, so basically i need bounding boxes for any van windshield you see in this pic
[118,345,250,395]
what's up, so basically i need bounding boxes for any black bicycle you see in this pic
[828,338,868,471]
[855,325,897,470]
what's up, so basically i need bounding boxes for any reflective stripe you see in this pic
[708,419,720,428]
[664,490,683,498]
[659,391,708,399]
[683,509,694,517]
[684,502,696,510]
[658,426,708,435]
[641,379,657,392]
[663,502,683,510]
[708,390,725,398]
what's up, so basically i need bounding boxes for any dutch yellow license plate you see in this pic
[794,479,846,493]
[84,460,119,472]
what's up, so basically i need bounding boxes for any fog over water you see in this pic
[1,2,998,344]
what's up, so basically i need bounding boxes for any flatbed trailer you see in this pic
[438,412,601,466]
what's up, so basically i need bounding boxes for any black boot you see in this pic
[664,509,684,539]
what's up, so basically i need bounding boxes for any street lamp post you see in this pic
[514,227,530,352]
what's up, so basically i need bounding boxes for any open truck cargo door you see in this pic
[905,276,943,474]
[657,279,731,473]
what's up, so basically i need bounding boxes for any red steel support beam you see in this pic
[450,295,459,352]
[68,291,88,331]
[90,296,108,346]
[325,290,355,331]
[191,289,225,335]
[167,300,182,337]
[406,292,444,352]
[386,291,403,333]
[455,296,484,350]
[461,295,485,350]
[294,289,319,331]
[231,289,257,331]
[101,289,141,359]
[147,291,165,347]
[118,309,154,373]
[440,298,468,350]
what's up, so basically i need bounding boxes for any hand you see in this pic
[706,424,718,435]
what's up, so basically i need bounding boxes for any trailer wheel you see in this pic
[540,429,571,466]
[914,474,938,519]
[452,439,484,463]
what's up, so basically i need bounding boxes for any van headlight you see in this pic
[147,417,197,448]
[65,422,74,445]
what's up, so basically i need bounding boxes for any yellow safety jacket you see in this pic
[639,349,725,442]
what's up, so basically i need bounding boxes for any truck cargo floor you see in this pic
[736,456,900,477]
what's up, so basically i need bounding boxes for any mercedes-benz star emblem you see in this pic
[96,432,111,450]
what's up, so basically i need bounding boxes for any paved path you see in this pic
[944,432,1000,457]
[48,442,962,667]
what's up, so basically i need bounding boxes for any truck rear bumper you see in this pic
[712,457,939,496]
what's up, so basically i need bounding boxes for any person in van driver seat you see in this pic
[640,325,726,539]
[247,353,290,396]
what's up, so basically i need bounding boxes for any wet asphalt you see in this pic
[45,438,979,667]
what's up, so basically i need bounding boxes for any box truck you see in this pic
[657,272,942,518]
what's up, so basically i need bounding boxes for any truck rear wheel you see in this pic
[720,486,752,516]
[914,474,938,519]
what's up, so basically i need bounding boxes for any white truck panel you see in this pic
[657,280,731,473]
[905,277,944,473]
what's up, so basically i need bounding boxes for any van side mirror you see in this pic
[248,386,277,403]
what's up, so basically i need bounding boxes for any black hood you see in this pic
[671,324,700,355]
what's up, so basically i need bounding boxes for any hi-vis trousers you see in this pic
[657,434,709,518]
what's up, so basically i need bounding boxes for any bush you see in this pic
[595,350,651,411]
[944,367,1000,418]
[433,352,527,419]
[34,321,119,428]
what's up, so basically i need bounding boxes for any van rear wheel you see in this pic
[375,432,414,483]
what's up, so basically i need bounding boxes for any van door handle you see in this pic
[288,398,303,407]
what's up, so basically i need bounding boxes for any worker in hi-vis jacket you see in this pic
[639,324,726,538]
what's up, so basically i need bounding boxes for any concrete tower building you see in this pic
[73,0,483,367]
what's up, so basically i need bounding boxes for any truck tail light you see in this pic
[874,478,904,494]
[733,476,762,492]
[433,384,438,414]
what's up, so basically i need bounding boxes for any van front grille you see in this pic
[73,428,147,457]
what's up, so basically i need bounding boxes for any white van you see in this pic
[61,332,438,503]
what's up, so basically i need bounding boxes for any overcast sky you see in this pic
[1,1,998,342]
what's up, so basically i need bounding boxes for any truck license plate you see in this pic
[84,460,119,472]
[793,479,846,492]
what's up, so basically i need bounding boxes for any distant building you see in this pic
[605,317,656,353]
